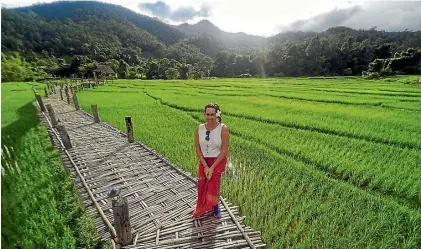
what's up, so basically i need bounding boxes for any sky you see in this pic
[2,0,421,37]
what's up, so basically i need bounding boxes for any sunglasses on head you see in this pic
[205,130,210,141]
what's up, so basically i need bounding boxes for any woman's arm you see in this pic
[195,126,208,168]
[209,125,229,171]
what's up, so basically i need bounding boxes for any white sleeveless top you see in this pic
[198,123,224,158]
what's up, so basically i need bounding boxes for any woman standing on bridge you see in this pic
[193,103,230,218]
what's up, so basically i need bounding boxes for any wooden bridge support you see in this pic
[92,105,100,123]
[46,104,58,127]
[56,121,72,149]
[125,116,134,143]
[112,196,132,246]
[73,93,80,111]
[35,93,46,112]
[65,86,70,104]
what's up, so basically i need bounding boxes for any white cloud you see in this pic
[276,1,421,33]
[138,0,210,22]
[2,0,420,36]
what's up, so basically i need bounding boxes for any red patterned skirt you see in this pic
[192,157,227,217]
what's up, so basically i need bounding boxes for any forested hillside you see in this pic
[2,1,420,81]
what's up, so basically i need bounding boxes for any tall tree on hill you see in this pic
[305,36,323,76]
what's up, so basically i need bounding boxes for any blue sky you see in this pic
[2,0,421,36]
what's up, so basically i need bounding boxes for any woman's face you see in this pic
[204,107,217,123]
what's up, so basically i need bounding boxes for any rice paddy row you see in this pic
[75,76,421,248]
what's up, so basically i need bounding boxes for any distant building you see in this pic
[94,64,116,83]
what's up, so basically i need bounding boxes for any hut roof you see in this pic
[94,64,115,74]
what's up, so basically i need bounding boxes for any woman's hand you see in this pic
[207,166,214,179]
[203,164,209,177]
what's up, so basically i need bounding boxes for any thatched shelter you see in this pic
[94,64,115,84]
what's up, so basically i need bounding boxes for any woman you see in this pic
[193,103,229,218]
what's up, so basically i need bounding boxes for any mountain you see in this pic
[268,31,316,43]
[1,7,164,59]
[4,1,266,59]
[2,0,420,82]
[176,20,267,49]
[14,1,186,45]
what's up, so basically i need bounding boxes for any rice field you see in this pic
[73,76,421,248]
[1,82,100,249]
[2,76,420,248]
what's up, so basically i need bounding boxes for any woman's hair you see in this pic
[204,103,222,123]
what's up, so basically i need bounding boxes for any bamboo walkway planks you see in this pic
[36,87,266,249]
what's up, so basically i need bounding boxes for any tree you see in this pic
[69,56,83,75]
[2,3,421,79]
[1,52,25,82]
[373,44,392,59]
[117,59,129,79]
[165,68,179,80]
[179,64,192,79]
[146,61,159,79]
[343,68,352,76]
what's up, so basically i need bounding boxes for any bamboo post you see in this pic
[125,116,134,143]
[56,121,72,149]
[35,93,46,112]
[32,87,37,94]
[45,104,58,127]
[92,105,100,123]
[53,85,56,94]
[60,87,63,100]
[44,87,49,97]
[73,93,80,110]
[65,86,70,104]
[112,196,132,246]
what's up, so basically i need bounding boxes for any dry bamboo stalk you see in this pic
[155,229,160,245]
[133,233,139,245]
[40,110,117,239]
[220,197,256,249]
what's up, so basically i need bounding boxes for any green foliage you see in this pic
[179,64,192,79]
[379,66,394,76]
[117,59,130,79]
[165,67,179,80]
[363,48,421,78]
[1,83,99,248]
[1,2,421,79]
[343,68,352,75]
[1,52,49,82]
[368,59,387,72]
[362,71,380,79]
[77,78,421,249]
[1,52,25,81]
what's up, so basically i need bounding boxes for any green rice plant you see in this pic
[76,78,421,248]
[145,89,421,149]
[1,82,99,249]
